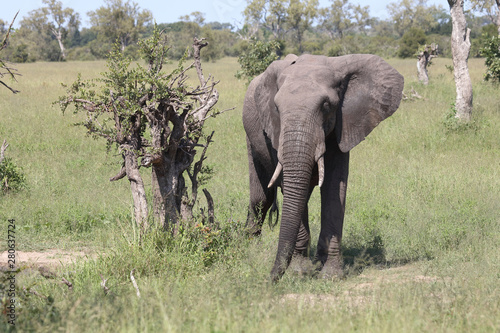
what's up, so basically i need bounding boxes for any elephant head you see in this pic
[243,54,404,281]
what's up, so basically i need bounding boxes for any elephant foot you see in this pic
[244,223,262,238]
[288,254,316,277]
[317,259,344,280]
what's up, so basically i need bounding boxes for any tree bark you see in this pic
[52,28,66,60]
[448,0,473,122]
[123,147,149,233]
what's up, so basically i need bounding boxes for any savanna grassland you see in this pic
[0,56,499,332]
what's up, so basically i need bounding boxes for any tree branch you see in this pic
[1,12,21,94]
[61,277,74,290]
[110,164,127,181]
[202,188,215,226]
[0,77,20,94]
[193,38,209,85]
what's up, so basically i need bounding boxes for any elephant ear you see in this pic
[253,54,298,149]
[331,54,404,153]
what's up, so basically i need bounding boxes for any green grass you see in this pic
[1,56,499,332]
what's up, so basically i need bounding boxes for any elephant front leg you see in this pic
[316,146,349,279]
[289,207,316,276]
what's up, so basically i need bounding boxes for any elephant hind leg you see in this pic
[246,188,276,236]
[245,150,277,236]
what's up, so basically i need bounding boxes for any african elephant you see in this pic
[243,54,404,282]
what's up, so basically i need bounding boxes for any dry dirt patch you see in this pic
[281,263,444,308]
[0,249,92,269]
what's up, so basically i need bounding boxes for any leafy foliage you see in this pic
[0,158,27,194]
[480,35,500,83]
[235,39,280,83]
[57,25,222,231]
[398,27,427,58]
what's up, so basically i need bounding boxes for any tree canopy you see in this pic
[0,0,497,63]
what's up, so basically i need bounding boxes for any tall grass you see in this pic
[1,56,499,332]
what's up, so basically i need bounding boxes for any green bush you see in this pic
[235,39,281,83]
[398,27,427,58]
[10,44,34,63]
[0,157,27,194]
[480,35,500,83]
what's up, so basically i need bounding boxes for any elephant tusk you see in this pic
[267,162,283,188]
[317,155,325,188]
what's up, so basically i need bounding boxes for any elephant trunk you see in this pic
[270,118,323,281]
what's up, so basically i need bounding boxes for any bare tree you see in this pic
[448,0,472,122]
[22,1,79,61]
[417,43,438,85]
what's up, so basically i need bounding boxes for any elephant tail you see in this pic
[268,191,280,230]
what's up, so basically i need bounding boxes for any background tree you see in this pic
[398,26,427,58]
[417,43,439,84]
[470,0,500,35]
[58,27,222,233]
[179,11,206,26]
[16,1,79,61]
[387,0,442,37]
[480,34,500,82]
[88,0,153,52]
[41,0,80,60]
[448,0,473,122]
[244,0,290,41]
[235,38,280,82]
[17,8,59,61]
[319,0,370,40]
[287,0,318,53]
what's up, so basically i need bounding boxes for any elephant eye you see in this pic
[322,101,331,113]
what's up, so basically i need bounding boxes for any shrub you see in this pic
[398,27,427,58]
[235,39,280,83]
[0,157,27,194]
[480,35,500,83]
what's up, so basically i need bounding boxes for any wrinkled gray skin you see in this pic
[243,54,404,282]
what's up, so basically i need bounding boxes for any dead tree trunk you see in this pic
[417,44,438,85]
[109,110,149,234]
[123,147,149,233]
[448,0,473,122]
